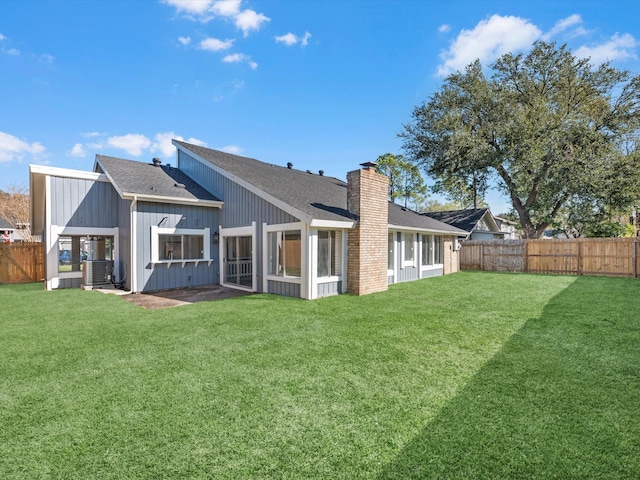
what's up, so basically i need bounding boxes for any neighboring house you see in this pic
[423,208,504,241]
[494,215,521,240]
[0,214,15,243]
[30,140,466,299]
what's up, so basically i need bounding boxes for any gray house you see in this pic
[30,140,466,299]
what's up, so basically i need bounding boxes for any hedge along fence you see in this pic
[0,242,45,284]
[460,238,640,278]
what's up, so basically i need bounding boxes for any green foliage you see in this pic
[401,41,640,238]
[375,153,427,208]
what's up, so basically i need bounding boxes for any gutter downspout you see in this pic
[130,195,138,292]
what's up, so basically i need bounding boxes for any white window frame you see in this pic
[264,222,304,284]
[402,232,417,268]
[315,229,342,283]
[388,231,396,277]
[151,226,211,268]
[420,234,445,271]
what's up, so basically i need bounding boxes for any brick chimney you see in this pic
[346,166,389,296]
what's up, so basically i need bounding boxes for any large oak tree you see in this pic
[401,41,640,238]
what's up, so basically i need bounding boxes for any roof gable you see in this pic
[423,208,499,233]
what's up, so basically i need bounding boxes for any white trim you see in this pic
[45,175,55,290]
[123,193,223,208]
[341,230,348,293]
[150,226,211,264]
[29,164,109,182]
[174,142,312,224]
[219,223,257,292]
[317,276,340,284]
[388,231,397,284]
[309,219,355,229]
[401,232,417,268]
[50,226,120,289]
[262,222,268,294]
[264,223,305,287]
[388,224,466,235]
[264,221,304,233]
[130,196,138,292]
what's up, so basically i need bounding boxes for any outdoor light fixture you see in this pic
[213,231,220,243]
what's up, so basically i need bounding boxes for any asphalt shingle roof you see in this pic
[422,208,489,232]
[96,155,220,202]
[174,141,466,234]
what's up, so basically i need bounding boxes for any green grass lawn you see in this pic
[1,272,638,479]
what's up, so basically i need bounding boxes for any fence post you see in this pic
[480,243,484,271]
[524,240,528,273]
[577,240,582,276]
[634,239,638,278]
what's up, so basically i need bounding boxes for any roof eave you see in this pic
[388,223,469,235]
[122,192,223,208]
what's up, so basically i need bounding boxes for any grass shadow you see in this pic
[378,275,640,479]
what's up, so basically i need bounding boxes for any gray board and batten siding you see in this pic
[134,201,219,293]
[178,150,300,293]
[49,176,120,228]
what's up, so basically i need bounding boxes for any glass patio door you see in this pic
[223,235,253,288]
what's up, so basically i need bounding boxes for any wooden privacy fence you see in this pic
[0,242,45,284]
[461,238,640,278]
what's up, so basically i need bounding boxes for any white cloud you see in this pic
[575,33,638,65]
[223,53,257,69]
[301,32,311,47]
[219,145,242,154]
[68,143,86,158]
[199,37,234,51]
[0,33,6,41]
[178,36,192,45]
[542,14,583,41]
[38,53,55,63]
[437,14,542,77]
[0,131,46,163]
[275,31,312,47]
[151,132,207,157]
[275,33,298,46]
[107,134,152,156]
[7,48,20,56]
[234,9,270,37]
[212,0,240,16]
[438,24,451,34]
[81,131,105,138]
[161,0,213,16]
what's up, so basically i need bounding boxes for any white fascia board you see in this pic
[309,219,355,229]
[94,157,126,198]
[173,141,312,224]
[122,193,223,208]
[29,164,108,182]
[388,224,468,235]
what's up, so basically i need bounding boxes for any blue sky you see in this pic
[2,0,640,214]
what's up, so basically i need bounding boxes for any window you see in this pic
[434,236,444,264]
[388,232,395,270]
[159,234,204,260]
[403,232,415,266]
[268,230,301,278]
[317,230,342,278]
[152,227,209,263]
[421,234,434,266]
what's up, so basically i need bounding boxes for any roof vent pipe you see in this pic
[152,157,162,167]
[319,170,324,176]
[287,162,293,169]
